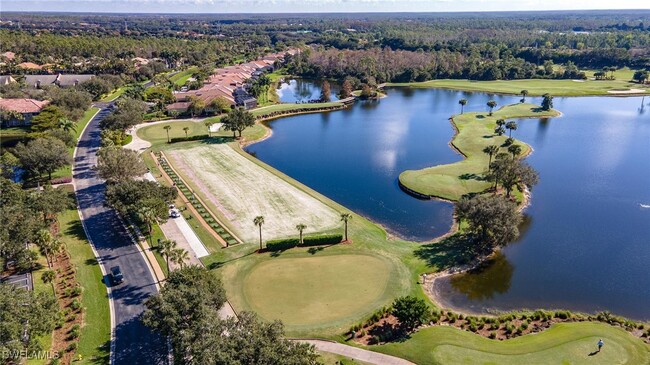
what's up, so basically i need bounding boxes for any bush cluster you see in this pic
[169,134,210,143]
[266,234,343,251]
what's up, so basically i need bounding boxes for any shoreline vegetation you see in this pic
[399,102,561,201]
[386,69,648,97]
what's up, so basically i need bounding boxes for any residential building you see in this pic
[25,74,95,88]
[0,98,50,127]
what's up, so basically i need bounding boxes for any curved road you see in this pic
[73,105,166,364]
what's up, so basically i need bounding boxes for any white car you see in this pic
[169,209,181,218]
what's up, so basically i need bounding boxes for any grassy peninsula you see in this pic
[399,103,561,201]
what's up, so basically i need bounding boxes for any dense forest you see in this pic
[1,11,649,81]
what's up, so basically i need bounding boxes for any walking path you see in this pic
[302,340,415,365]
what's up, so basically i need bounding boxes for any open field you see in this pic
[373,322,650,365]
[241,254,392,326]
[388,69,647,97]
[399,103,560,201]
[168,67,198,86]
[166,143,341,242]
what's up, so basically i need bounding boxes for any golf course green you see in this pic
[399,103,560,201]
[373,322,649,365]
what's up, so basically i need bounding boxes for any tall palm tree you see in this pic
[520,90,529,103]
[204,120,213,137]
[137,206,158,246]
[163,125,171,143]
[494,126,506,136]
[496,119,505,127]
[58,118,77,133]
[170,248,189,269]
[296,223,307,244]
[160,239,177,273]
[42,270,57,295]
[35,229,54,268]
[508,144,523,159]
[482,145,499,169]
[487,100,497,116]
[458,99,468,114]
[253,216,265,251]
[183,126,190,140]
[505,121,518,137]
[340,213,352,242]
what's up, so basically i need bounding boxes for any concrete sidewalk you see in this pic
[302,340,415,365]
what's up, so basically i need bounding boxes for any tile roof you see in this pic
[0,98,49,113]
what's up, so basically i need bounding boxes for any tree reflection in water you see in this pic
[449,251,514,301]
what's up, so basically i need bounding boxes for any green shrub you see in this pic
[70,299,81,311]
[66,342,78,352]
[300,234,343,246]
[170,134,209,143]
[266,238,300,251]
[488,331,497,339]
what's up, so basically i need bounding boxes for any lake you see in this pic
[276,78,340,103]
[246,83,650,320]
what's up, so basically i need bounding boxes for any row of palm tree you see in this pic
[159,239,190,272]
[252,212,353,251]
[458,90,529,116]
[162,125,192,143]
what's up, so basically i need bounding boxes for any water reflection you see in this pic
[276,78,340,103]
[449,252,514,301]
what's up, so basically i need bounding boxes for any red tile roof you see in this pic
[0,98,49,113]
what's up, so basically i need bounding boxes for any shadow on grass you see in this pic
[414,233,481,271]
[88,340,111,364]
[458,173,487,181]
[64,217,89,242]
[206,250,256,270]
[199,136,234,145]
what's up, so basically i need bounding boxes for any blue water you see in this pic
[247,85,650,320]
[276,78,340,103]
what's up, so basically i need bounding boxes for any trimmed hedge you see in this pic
[170,134,209,143]
[265,234,343,251]
[302,234,343,246]
[266,238,300,251]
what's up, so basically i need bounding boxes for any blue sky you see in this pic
[2,0,648,13]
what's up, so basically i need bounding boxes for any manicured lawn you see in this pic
[26,253,54,365]
[240,254,392,326]
[165,143,341,242]
[58,208,111,364]
[137,120,211,146]
[387,69,648,97]
[399,103,560,201]
[169,67,198,86]
[100,87,126,102]
[318,351,373,365]
[372,322,649,365]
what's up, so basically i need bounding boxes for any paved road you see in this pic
[73,106,166,365]
[303,340,415,365]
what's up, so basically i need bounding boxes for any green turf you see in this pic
[399,103,560,201]
[26,252,54,365]
[169,67,198,86]
[318,351,373,365]
[237,254,393,326]
[100,87,126,102]
[58,208,111,364]
[372,322,649,365]
[387,68,647,96]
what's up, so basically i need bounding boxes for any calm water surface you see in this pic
[247,85,650,320]
[276,78,340,103]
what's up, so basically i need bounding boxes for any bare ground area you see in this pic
[167,144,341,242]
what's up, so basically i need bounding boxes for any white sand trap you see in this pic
[572,80,585,82]
[208,122,223,133]
[607,88,647,94]
[168,145,341,242]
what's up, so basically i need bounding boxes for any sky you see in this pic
[1,0,649,14]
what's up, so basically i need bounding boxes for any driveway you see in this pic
[73,106,166,364]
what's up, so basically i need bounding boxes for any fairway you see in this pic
[399,103,560,201]
[240,254,392,326]
[373,322,650,365]
[167,143,341,242]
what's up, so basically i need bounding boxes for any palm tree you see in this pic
[253,216,265,251]
[163,125,171,143]
[160,239,177,273]
[183,126,190,140]
[508,144,522,159]
[494,126,506,136]
[520,90,528,103]
[137,206,158,246]
[170,248,189,269]
[204,120,213,137]
[42,270,57,295]
[458,99,468,114]
[487,100,497,116]
[58,118,77,133]
[505,121,518,137]
[296,223,307,244]
[482,145,499,169]
[340,213,352,242]
[35,229,54,268]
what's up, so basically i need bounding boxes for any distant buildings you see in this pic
[24,74,95,88]
[0,98,50,127]
[0,75,16,85]
[169,49,299,113]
